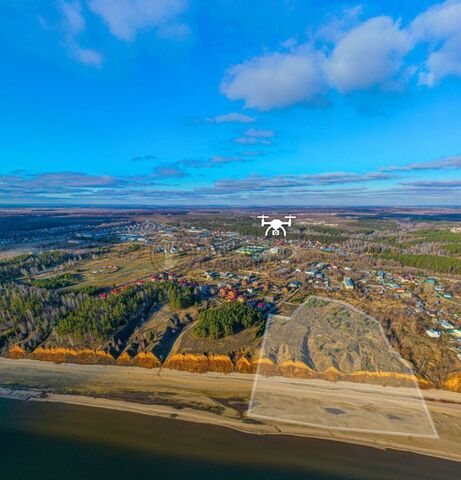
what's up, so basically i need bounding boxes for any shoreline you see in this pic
[1,357,461,463]
[1,386,458,463]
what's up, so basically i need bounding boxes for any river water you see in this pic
[0,398,458,480]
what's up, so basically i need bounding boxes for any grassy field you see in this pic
[76,251,152,288]
[64,245,204,290]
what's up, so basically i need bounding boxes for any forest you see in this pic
[193,302,262,339]
[0,279,198,352]
[0,250,90,281]
[382,251,461,275]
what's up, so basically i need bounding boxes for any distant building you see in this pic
[440,320,455,329]
[343,277,354,290]
[426,329,441,338]
[236,245,266,255]
[448,328,461,338]
[117,233,145,242]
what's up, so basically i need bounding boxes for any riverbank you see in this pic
[1,358,460,463]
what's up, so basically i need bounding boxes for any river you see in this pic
[0,398,458,480]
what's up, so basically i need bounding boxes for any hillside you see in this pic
[258,296,419,387]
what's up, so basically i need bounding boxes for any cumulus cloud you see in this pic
[53,0,190,65]
[316,5,364,43]
[60,1,103,66]
[325,17,411,93]
[221,2,461,109]
[221,50,326,110]
[419,34,461,86]
[88,0,188,41]
[411,0,461,41]
[410,0,461,86]
[221,16,412,108]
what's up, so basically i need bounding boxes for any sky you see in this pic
[1,0,461,206]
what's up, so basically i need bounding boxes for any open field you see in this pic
[69,246,154,288]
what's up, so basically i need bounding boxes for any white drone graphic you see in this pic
[258,214,296,237]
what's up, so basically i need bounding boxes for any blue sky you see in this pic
[1,0,461,206]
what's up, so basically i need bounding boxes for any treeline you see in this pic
[443,243,461,255]
[381,251,461,275]
[0,283,65,351]
[31,273,79,289]
[0,251,85,281]
[0,280,199,352]
[355,219,398,232]
[167,284,196,309]
[302,233,345,244]
[56,285,160,342]
[193,302,262,339]
[410,229,461,243]
[55,282,198,343]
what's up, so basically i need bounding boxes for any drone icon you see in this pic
[258,215,296,237]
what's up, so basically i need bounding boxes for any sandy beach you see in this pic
[1,357,460,462]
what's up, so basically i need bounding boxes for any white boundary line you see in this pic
[247,295,439,438]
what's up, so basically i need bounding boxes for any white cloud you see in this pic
[73,46,104,66]
[60,1,103,66]
[206,112,255,124]
[316,5,364,42]
[234,128,275,145]
[382,155,461,172]
[411,0,461,41]
[221,50,326,110]
[61,1,86,34]
[245,128,275,137]
[221,16,412,109]
[209,156,245,165]
[234,137,272,145]
[325,16,411,93]
[419,33,461,86]
[220,5,461,109]
[411,0,461,86]
[89,0,187,41]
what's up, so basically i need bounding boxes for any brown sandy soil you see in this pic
[0,358,460,462]
[118,304,197,366]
